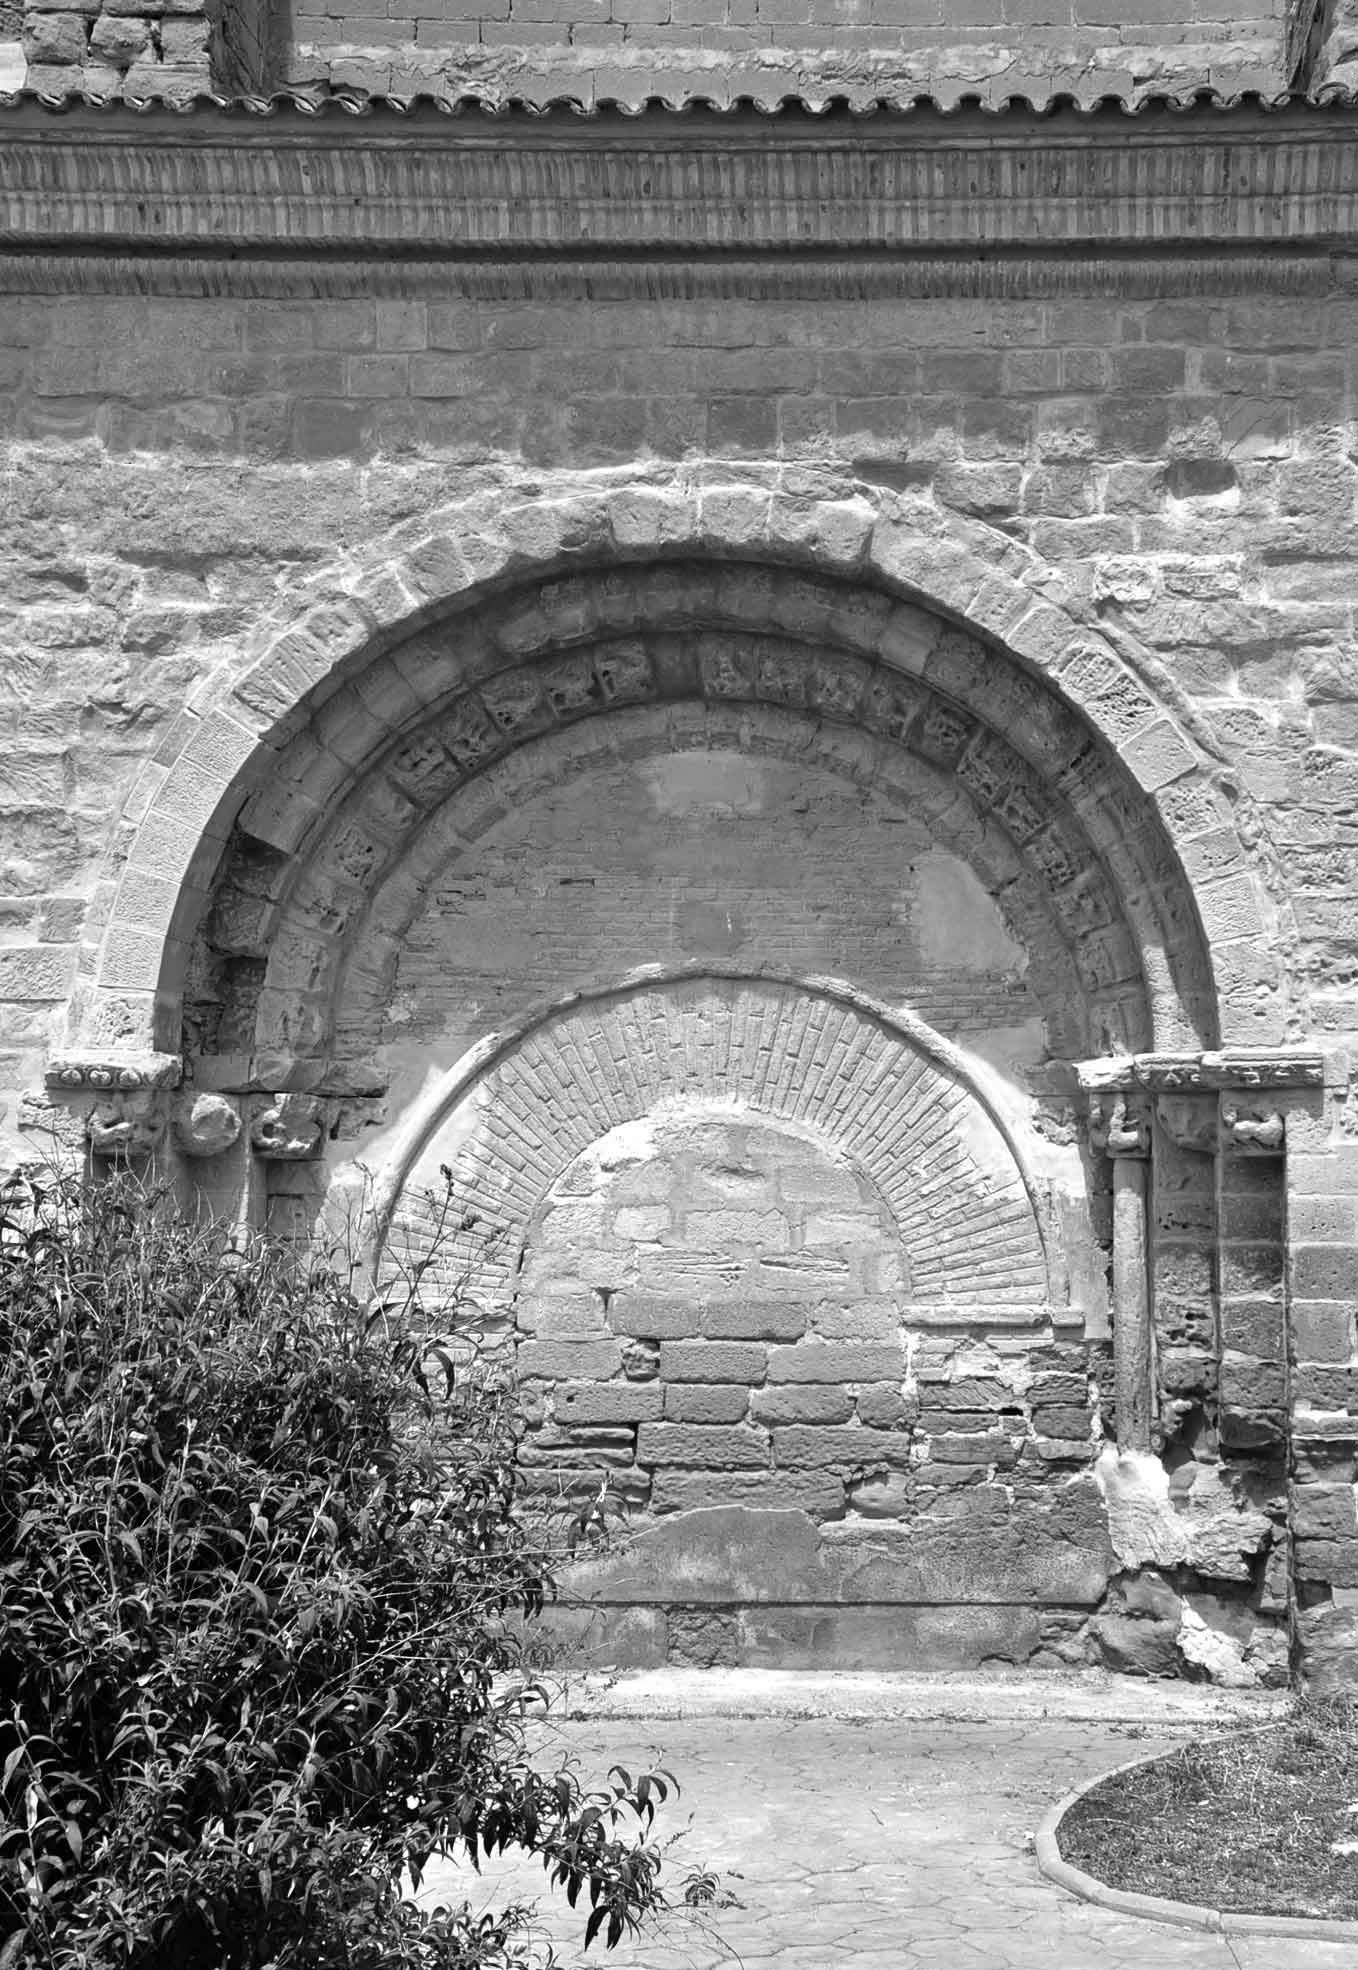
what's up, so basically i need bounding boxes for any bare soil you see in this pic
[1058,1697,1358,1921]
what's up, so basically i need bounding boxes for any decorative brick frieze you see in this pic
[6,97,1358,264]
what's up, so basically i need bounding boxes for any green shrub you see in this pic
[0,1173,668,1969]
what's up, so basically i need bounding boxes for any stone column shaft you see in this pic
[1112,1156,1153,1454]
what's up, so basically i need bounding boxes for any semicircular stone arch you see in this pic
[81,476,1288,1064]
[381,974,1052,1313]
[181,558,1235,1091]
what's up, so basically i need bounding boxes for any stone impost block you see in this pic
[635,1423,770,1469]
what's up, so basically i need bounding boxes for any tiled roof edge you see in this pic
[2,83,1357,119]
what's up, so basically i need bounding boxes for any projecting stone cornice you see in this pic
[1075,1051,1330,1093]
[5,96,1358,264]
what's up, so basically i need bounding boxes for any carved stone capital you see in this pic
[1156,1092,1219,1156]
[1087,1092,1151,1160]
[1220,1101,1286,1156]
[173,1092,242,1159]
[249,1093,329,1160]
[87,1089,169,1162]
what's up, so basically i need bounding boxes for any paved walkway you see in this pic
[414,1673,1352,1970]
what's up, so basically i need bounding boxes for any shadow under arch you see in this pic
[367,967,1060,1308]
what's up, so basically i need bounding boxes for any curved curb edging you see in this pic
[1034,1746,1358,1942]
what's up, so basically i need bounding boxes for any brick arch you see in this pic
[377,973,1053,1311]
[78,472,1285,1060]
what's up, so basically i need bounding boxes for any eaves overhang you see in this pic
[5,88,1358,285]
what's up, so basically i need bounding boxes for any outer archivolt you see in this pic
[188,562,1217,1087]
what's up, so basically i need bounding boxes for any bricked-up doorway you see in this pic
[65,483,1325,1681]
[389,1005,1092,1669]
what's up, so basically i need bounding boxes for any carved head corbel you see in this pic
[172,1092,243,1159]
[1156,1093,1218,1156]
[1220,1103,1285,1156]
[87,1089,168,1162]
[1087,1093,1151,1159]
[249,1093,329,1161]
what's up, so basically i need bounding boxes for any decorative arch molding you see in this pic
[70,471,1287,1067]
[318,693,1096,1069]
[189,570,1223,1082]
[374,971,1055,1310]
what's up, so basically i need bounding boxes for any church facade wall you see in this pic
[3,94,1358,1684]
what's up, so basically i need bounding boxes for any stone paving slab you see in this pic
[414,1691,1350,1970]
[539,1667,1288,1727]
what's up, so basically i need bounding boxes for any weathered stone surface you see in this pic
[172,1091,240,1157]
[5,83,1356,1686]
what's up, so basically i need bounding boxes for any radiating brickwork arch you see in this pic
[78,471,1285,1064]
[381,975,1050,1310]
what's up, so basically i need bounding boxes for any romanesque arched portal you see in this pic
[45,477,1323,1679]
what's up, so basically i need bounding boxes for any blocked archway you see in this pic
[169,555,1234,1100]
[46,474,1304,1676]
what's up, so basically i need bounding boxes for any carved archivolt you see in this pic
[185,563,1223,1092]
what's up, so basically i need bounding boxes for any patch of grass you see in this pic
[1058,1696,1358,1921]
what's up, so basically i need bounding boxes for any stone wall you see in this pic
[3,277,1358,1037]
[282,0,1293,107]
[4,96,1358,1680]
[19,0,213,97]
[11,0,1304,104]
